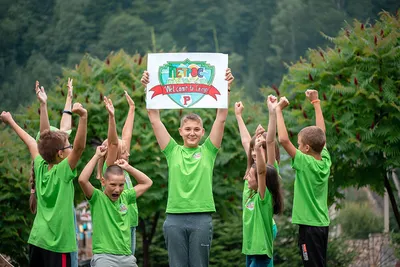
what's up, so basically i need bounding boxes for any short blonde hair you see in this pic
[180,113,203,127]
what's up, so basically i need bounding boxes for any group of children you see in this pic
[0,67,331,267]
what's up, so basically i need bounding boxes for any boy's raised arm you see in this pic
[115,159,153,198]
[266,95,277,165]
[209,68,234,148]
[121,91,135,150]
[1,111,39,159]
[276,97,297,158]
[234,101,251,152]
[60,78,73,132]
[79,145,107,199]
[306,89,326,133]
[68,103,87,170]
[36,81,50,134]
[104,96,119,166]
[141,71,171,150]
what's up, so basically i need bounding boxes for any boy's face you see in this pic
[58,139,73,161]
[297,135,309,154]
[102,173,126,202]
[179,119,205,148]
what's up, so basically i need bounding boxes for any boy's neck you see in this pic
[306,150,322,160]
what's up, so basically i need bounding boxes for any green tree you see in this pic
[268,10,400,226]
[94,13,152,57]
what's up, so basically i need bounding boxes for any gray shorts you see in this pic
[91,253,137,267]
[163,213,213,267]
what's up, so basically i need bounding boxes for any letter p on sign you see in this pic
[180,95,192,107]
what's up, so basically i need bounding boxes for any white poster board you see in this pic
[146,53,228,109]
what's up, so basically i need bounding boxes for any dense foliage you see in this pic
[1,1,399,265]
[267,11,400,210]
[0,0,398,111]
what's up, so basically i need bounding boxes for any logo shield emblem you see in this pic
[149,59,220,108]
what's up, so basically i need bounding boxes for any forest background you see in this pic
[0,0,399,266]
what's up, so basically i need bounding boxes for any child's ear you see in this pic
[57,150,65,159]
[101,177,106,187]
[305,144,311,153]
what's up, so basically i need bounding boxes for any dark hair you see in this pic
[265,164,284,215]
[180,113,203,127]
[104,165,124,179]
[37,130,69,163]
[29,161,37,214]
[298,126,326,153]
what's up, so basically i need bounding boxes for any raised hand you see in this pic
[254,134,265,150]
[255,124,265,136]
[35,81,47,104]
[72,102,87,117]
[141,71,150,87]
[103,96,115,116]
[125,91,135,109]
[0,111,13,124]
[115,158,130,170]
[95,145,108,158]
[225,68,234,89]
[234,101,244,116]
[67,78,73,98]
[305,89,319,102]
[277,96,290,110]
[267,94,278,112]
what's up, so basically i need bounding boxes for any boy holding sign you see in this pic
[141,68,233,267]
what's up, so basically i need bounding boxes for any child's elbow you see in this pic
[278,137,290,144]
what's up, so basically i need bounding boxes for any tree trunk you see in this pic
[140,212,161,267]
[384,172,400,229]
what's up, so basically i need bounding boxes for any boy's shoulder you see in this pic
[292,147,331,171]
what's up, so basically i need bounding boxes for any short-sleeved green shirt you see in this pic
[242,190,274,257]
[28,155,77,253]
[291,147,331,226]
[162,137,219,213]
[103,163,138,227]
[88,188,136,255]
[242,161,279,255]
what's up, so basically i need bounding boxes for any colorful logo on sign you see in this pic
[149,59,220,108]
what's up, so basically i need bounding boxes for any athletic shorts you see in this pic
[298,225,329,267]
[29,245,71,267]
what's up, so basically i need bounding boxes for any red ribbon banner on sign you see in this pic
[150,84,221,100]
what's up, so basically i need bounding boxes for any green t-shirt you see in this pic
[102,163,138,227]
[242,190,274,257]
[28,155,77,253]
[88,188,137,255]
[242,161,279,253]
[291,146,331,226]
[162,137,219,213]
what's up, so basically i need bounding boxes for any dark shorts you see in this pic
[298,225,329,267]
[29,245,71,267]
